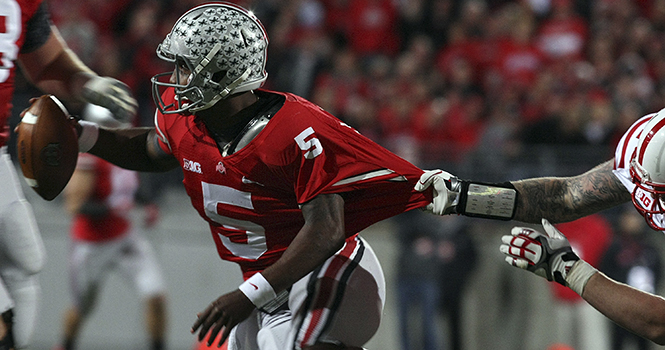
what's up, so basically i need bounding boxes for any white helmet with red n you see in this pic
[630,108,665,230]
[151,2,268,115]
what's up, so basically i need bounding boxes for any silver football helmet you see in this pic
[151,2,268,114]
[630,108,665,230]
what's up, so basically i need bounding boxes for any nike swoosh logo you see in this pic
[249,282,258,290]
[242,176,264,186]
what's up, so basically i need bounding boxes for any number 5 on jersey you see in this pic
[295,127,323,159]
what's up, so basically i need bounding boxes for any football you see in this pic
[16,95,78,201]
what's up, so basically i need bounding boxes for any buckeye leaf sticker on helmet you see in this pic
[16,95,78,201]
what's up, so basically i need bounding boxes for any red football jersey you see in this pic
[71,153,138,242]
[156,89,432,278]
[0,0,44,147]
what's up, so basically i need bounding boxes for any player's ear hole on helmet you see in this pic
[212,70,228,83]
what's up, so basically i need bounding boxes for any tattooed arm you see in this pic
[511,160,632,224]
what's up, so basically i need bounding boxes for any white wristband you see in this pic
[566,260,598,296]
[238,272,277,308]
[78,120,100,152]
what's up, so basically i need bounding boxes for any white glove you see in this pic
[500,218,597,295]
[414,169,460,215]
[82,76,138,124]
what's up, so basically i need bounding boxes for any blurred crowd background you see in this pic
[11,0,665,349]
[30,0,665,176]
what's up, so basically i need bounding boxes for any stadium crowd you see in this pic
[28,0,665,179]
[10,1,665,349]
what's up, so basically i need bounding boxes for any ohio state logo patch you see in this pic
[216,161,226,174]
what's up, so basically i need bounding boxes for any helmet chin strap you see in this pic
[194,43,222,76]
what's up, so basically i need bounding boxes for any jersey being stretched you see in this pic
[155,89,431,278]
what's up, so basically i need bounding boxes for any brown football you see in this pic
[16,95,78,201]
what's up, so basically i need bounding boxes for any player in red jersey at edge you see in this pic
[70,2,478,349]
[1,0,137,348]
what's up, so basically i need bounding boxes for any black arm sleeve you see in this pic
[456,180,518,221]
[20,2,52,54]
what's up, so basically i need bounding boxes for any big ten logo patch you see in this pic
[183,158,202,174]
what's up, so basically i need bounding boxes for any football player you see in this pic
[55,105,167,350]
[0,0,137,348]
[73,2,435,349]
[417,108,665,344]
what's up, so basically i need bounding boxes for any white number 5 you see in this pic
[202,182,267,260]
[294,127,323,159]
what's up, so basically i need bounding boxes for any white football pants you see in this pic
[228,235,385,350]
[0,147,45,348]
